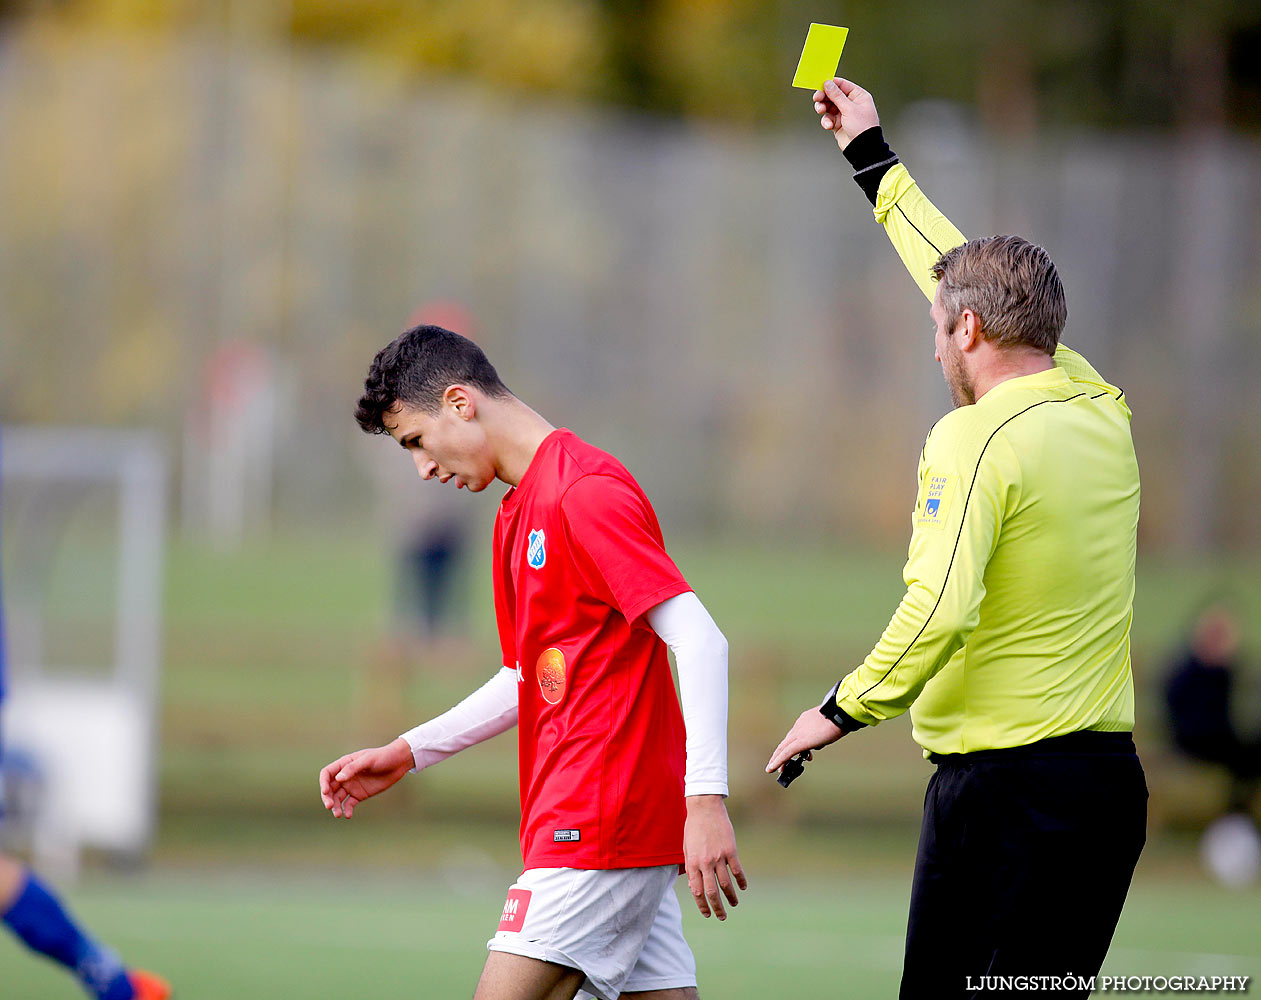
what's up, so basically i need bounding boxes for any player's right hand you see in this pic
[683,795,747,922]
[812,78,881,151]
[319,738,414,818]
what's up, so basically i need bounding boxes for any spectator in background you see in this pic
[401,512,467,636]
[395,300,477,641]
[1166,603,1261,813]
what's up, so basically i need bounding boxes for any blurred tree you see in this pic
[16,0,1261,128]
[51,0,607,97]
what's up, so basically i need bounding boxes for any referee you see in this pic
[767,79,1147,998]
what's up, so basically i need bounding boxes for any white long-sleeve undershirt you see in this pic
[399,592,729,797]
[399,667,519,771]
[645,591,730,797]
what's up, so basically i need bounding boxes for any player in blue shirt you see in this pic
[0,432,171,1000]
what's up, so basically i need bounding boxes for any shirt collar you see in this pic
[980,365,1070,400]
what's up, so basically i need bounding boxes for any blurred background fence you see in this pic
[2,23,1259,846]
[1,29,1258,551]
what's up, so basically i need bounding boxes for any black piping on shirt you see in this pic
[893,202,943,257]
[855,391,1107,704]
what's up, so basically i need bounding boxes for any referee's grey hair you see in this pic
[930,236,1066,355]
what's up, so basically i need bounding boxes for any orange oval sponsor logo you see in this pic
[536,647,566,705]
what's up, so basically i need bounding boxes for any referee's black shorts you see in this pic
[900,731,1147,999]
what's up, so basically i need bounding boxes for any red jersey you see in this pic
[492,429,691,870]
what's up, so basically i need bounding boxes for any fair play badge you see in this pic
[791,23,849,90]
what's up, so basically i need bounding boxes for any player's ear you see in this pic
[443,384,476,420]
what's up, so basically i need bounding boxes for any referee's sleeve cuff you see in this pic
[842,126,899,207]
[819,680,869,734]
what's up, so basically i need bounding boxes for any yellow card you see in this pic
[791,23,849,90]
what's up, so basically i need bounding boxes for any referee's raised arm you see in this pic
[816,78,968,302]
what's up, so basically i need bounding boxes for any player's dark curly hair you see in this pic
[355,325,512,434]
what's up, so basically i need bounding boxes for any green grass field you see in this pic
[3,533,1260,995]
[2,867,1258,998]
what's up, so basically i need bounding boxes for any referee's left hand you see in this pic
[765,709,846,776]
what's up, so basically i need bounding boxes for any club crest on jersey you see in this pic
[527,529,547,569]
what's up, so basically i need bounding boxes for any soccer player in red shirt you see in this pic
[319,326,743,1000]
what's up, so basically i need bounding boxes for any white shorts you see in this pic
[487,865,697,1000]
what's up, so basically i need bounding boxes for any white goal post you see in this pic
[1,426,167,876]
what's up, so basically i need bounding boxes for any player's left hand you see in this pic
[765,708,846,776]
[683,795,746,921]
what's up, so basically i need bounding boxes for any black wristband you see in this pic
[819,679,868,734]
[842,126,899,207]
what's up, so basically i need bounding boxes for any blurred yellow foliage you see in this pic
[54,0,608,97]
[28,0,1261,128]
[650,0,778,120]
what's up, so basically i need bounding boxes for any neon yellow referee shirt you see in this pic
[833,163,1140,755]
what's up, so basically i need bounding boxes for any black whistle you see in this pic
[777,752,811,788]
